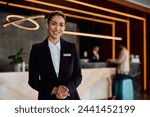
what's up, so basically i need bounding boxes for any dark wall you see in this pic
[146,18,150,94]
[78,20,112,61]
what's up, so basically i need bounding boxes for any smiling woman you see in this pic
[28,10,82,100]
[46,11,66,44]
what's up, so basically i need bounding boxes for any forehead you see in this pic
[50,15,65,23]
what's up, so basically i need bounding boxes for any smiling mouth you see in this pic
[53,31,60,35]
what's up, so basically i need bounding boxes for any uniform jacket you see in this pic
[28,38,82,100]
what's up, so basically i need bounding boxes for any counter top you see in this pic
[0,68,116,100]
[81,62,116,68]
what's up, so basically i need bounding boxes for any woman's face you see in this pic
[47,15,66,41]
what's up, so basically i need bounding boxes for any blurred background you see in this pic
[0,0,150,99]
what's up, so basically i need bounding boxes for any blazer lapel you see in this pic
[42,39,58,78]
[59,39,68,79]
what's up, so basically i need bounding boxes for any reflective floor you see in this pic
[107,92,150,100]
[134,93,150,100]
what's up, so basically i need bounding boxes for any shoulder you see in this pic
[123,48,129,53]
[61,38,76,48]
[121,48,129,57]
[32,39,47,49]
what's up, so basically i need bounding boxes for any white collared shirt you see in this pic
[48,39,61,77]
[110,47,130,75]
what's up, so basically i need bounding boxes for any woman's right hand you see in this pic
[52,85,70,99]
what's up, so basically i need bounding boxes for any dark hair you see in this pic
[47,10,66,24]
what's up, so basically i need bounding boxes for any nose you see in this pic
[55,24,60,30]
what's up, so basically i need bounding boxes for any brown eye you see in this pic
[60,24,64,27]
[60,23,65,27]
[51,22,56,25]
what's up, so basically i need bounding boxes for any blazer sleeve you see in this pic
[66,44,82,94]
[28,45,53,93]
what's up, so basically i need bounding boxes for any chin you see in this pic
[54,36,60,39]
[50,35,60,40]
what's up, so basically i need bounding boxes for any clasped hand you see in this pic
[52,85,70,99]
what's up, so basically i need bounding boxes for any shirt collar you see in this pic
[48,39,61,50]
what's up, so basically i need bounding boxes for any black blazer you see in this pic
[28,38,82,100]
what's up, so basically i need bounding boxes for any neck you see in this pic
[48,37,60,44]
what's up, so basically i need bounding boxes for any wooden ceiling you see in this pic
[0,0,150,21]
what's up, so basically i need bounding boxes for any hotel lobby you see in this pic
[0,0,150,100]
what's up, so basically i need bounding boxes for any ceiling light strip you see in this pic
[3,15,45,30]
[7,3,119,40]
[112,22,116,59]
[63,31,122,40]
[66,0,144,20]
[143,19,147,91]
[8,3,113,25]
[65,14,113,25]
[25,0,127,22]
[0,1,7,4]
[127,20,130,55]
[9,3,50,13]
[3,15,45,27]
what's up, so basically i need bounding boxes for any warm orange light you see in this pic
[8,3,113,25]
[127,21,130,55]
[8,3,50,13]
[0,1,7,4]
[66,0,145,20]
[143,19,147,91]
[3,14,45,30]
[25,0,127,22]
[63,31,122,40]
[112,22,116,59]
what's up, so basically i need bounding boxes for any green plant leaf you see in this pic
[8,48,24,65]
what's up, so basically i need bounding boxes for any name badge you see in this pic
[63,53,71,57]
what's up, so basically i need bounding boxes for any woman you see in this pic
[107,41,130,99]
[28,11,82,100]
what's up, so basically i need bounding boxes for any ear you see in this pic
[64,24,66,30]
[46,22,48,29]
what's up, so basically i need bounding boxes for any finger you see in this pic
[67,93,70,97]
[61,86,69,92]
[59,93,66,99]
[56,93,62,99]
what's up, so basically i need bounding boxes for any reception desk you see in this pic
[0,68,116,100]
[78,68,116,99]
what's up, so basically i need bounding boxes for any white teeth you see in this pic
[54,32,59,35]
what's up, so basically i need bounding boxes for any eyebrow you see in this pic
[51,21,65,24]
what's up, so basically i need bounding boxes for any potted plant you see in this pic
[8,48,23,72]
